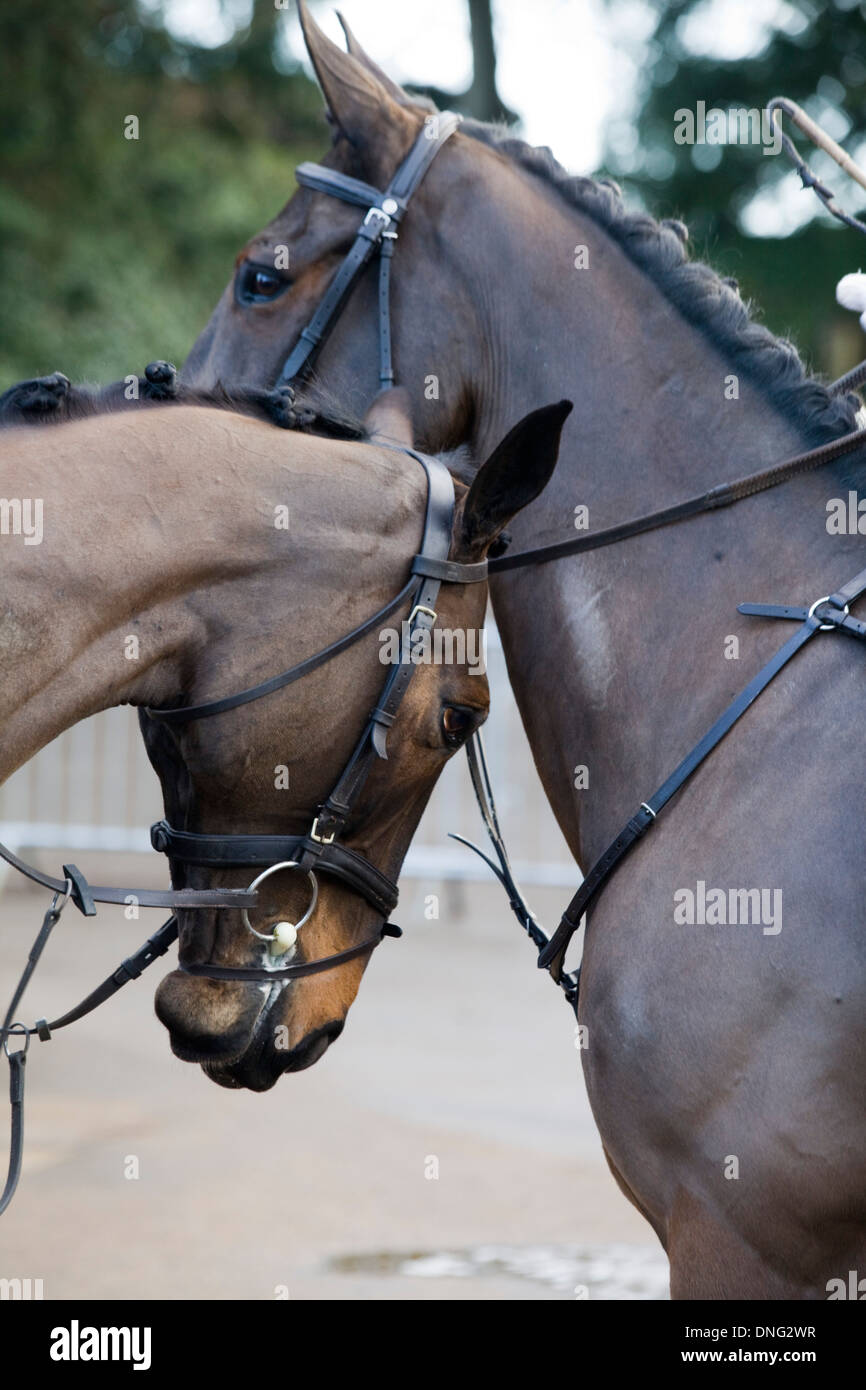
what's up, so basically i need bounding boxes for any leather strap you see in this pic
[450,733,581,1017]
[180,923,402,983]
[293,164,393,212]
[278,114,460,387]
[278,214,392,385]
[378,235,396,388]
[489,425,866,573]
[145,576,418,726]
[150,821,398,917]
[35,918,180,1038]
[411,554,488,583]
[538,563,866,984]
[0,840,255,912]
[0,1052,25,1218]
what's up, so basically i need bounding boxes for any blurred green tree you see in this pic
[602,0,866,376]
[0,0,324,383]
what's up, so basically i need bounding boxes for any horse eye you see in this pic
[238,263,290,304]
[441,705,476,747]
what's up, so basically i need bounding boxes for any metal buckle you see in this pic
[808,595,849,631]
[363,206,392,229]
[310,816,336,845]
[409,604,438,627]
[3,1023,30,1058]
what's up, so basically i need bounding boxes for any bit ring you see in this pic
[241,861,318,940]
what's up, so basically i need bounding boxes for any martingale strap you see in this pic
[451,732,581,1017]
[537,565,866,986]
[278,113,461,389]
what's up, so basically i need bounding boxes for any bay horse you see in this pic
[0,397,566,1118]
[177,5,866,1297]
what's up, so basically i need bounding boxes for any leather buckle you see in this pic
[363,206,392,230]
[808,595,849,631]
[309,816,336,845]
[409,604,437,627]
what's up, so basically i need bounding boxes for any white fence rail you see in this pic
[0,623,577,888]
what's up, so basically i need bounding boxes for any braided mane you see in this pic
[461,120,859,446]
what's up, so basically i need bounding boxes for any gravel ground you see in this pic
[0,868,667,1301]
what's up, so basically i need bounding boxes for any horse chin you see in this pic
[201,1018,345,1092]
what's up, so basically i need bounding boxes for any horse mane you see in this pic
[460,120,860,447]
[0,371,369,443]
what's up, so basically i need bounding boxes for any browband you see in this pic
[278,112,461,388]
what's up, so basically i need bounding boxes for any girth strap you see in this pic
[537,564,866,985]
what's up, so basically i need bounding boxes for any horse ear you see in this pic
[298,0,419,178]
[458,401,573,558]
[336,12,417,109]
[363,387,414,447]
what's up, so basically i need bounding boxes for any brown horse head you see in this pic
[182,2,506,452]
[146,393,570,1090]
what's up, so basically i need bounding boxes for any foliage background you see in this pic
[0,0,325,384]
[1,0,865,388]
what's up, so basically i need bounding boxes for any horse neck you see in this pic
[0,410,270,781]
[466,180,860,864]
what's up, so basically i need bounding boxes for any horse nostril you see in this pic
[154,970,263,1061]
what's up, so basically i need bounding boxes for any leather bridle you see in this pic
[277,112,461,390]
[1,112,473,1218]
[0,440,487,1216]
[144,444,487,983]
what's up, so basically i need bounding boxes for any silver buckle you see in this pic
[808,595,849,631]
[363,206,392,229]
[310,815,336,845]
[409,604,438,627]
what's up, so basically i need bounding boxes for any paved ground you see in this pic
[0,867,668,1301]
